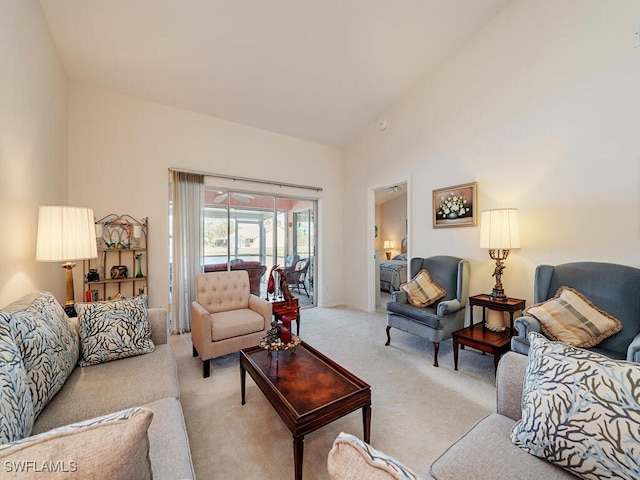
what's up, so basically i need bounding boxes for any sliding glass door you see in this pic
[203,187,316,306]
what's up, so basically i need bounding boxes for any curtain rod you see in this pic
[169,167,323,192]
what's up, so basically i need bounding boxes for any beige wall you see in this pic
[0,1,68,307]
[345,0,640,311]
[67,85,344,308]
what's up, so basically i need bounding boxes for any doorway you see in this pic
[370,180,410,312]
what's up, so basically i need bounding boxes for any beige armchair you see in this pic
[191,270,272,377]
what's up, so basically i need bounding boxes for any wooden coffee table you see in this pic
[240,342,371,480]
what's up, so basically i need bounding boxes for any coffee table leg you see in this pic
[240,364,246,405]
[293,436,304,480]
[362,405,371,443]
[453,339,459,371]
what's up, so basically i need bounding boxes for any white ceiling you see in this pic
[39,0,513,147]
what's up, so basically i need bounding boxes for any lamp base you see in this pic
[489,287,507,302]
[385,252,391,260]
[62,262,76,306]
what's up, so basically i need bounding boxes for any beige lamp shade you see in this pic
[479,209,520,250]
[36,206,98,262]
[383,240,394,250]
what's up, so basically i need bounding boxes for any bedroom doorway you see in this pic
[372,181,409,311]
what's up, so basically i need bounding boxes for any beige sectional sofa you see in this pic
[0,291,194,479]
[329,339,640,480]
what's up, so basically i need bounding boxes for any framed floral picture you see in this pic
[433,182,477,228]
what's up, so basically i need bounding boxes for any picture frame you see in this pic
[433,182,477,228]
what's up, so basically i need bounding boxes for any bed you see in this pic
[380,254,408,292]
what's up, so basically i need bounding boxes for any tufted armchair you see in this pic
[191,270,271,377]
[512,262,640,361]
[385,256,470,367]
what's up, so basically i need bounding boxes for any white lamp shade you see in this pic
[479,209,520,250]
[36,206,99,261]
[383,240,394,249]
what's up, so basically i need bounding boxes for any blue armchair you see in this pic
[385,256,470,367]
[512,262,640,361]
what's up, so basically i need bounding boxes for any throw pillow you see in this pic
[327,432,424,480]
[510,332,640,479]
[525,286,622,347]
[1,292,79,418]
[0,320,35,444]
[75,295,154,367]
[0,407,153,479]
[400,269,446,308]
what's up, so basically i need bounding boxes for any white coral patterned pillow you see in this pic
[75,295,154,367]
[510,332,640,479]
[0,319,35,444]
[1,292,79,418]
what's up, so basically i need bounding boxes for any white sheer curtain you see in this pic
[170,171,203,334]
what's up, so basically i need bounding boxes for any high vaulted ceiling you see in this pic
[39,0,513,147]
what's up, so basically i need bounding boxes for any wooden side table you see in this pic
[271,298,300,336]
[468,294,526,332]
[452,294,526,373]
[452,325,512,373]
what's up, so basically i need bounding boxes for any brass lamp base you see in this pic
[62,262,76,306]
[488,249,510,302]
[489,287,507,302]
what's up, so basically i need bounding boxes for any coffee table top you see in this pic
[240,341,370,435]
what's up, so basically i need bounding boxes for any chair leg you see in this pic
[301,282,309,297]
[385,326,391,346]
[192,345,198,357]
[433,342,440,367]
[203,359,210,378]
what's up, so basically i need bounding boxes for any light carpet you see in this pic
[169,304,497,479]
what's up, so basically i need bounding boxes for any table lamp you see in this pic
[383,240,394,260]
[479,209,520,301]
[36,206,98,305]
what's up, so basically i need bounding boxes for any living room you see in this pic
[2,0,640,478]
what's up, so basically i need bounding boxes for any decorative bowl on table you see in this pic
[259,334,300,355]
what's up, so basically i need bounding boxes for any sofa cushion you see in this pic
[0,292,79,418]
[211,308,266,341]
[0,407,153,479]
[75,295,154,366]
[430,413,572,480]
[328,432,423,480]
[0,321,34,444]
[32,344,179,434]
[525,287,622,348]
[510,333,640,479]
[401,270,446,308]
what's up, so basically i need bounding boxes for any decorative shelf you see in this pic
[83,214,148,301]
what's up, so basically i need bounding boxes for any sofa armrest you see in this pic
[148,308,168,345]
[327,432,426,480]
[514,315,541,337]
[436,299,461,317]
[391,290,408,304]
[496,352,528,421]
[249,295,273,329]
[627,332,640,363]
